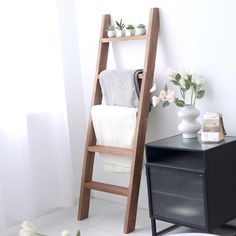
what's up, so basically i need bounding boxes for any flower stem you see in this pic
[180,90,185,103]
[193,88,198,106]
[190,88,194,106]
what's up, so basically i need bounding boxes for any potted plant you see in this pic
[106,23,116,38]
[150,68,205,139]
[136,24,146,35]
[126,24,135,36]
[115,19,126,37]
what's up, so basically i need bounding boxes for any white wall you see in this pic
[72,0,236,208]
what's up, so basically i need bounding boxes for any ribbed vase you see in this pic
[177,105,201,139]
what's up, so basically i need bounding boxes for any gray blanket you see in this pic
[99,70,139,108]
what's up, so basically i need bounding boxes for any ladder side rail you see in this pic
[124,8,160,233]
[78,14,110,220]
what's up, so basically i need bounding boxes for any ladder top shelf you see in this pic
[102,35,147,43]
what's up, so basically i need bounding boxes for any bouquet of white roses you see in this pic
[151,68,205,108]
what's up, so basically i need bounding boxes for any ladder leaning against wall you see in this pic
[78,7,160,234]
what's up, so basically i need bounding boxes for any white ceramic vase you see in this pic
[177,105,201,139]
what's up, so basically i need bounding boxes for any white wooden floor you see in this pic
[1,198,236,236]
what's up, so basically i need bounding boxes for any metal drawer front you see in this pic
[149,166,204,199]
[152,191,205,227]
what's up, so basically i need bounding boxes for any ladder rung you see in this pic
[84,181,129,196]
[88,145,133,156]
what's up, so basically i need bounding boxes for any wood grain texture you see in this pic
[78,14,110,221]
[88,145,133,156]
[85,181,129,196]
[124,8,159,233]
[102,35,147,43]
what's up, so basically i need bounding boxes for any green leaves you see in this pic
[196,90,205,99]
[107,23,115,31]
[115,19,125,30]
[152,69,205,109]
[184,79,191,90]
[188,74,192,81]
[192,82,197,91]
[76,230,81,236]
[175,73,181,81]
[172,80,179,86]
[175,98,185,107]
[162,101,170,107]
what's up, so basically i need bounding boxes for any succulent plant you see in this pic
[115,19,125,30]
[107,23,115,31]
[136,24,145,28]
[126,24,135,30]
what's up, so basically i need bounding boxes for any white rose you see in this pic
[180,74,188,80]
[159,90,167,100]
[164,68,176,80]
[166,90,176,103]
[152,96,160,107]
[150,83,156,93]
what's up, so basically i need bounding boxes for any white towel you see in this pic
[99,70,139,108]
[91,105,137,173]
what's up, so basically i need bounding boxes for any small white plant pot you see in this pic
[126,29,135,36]
[107,30,116,38]
[116,29,126,37]
[136,28,146,35]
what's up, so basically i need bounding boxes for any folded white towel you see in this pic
[99,70,139,108]
[91,105,137,173]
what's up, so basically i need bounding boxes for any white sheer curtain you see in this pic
[0,0,74,229]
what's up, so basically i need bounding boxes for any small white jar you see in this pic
[116,29,126,37]
[136,27,146,35]
[107,30,116,38]
[126,29,135,36]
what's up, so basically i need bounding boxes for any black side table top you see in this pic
[146,135,236,152]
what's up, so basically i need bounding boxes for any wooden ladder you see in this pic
[78,8,159,234]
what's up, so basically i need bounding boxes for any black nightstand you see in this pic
[145,135,236,235]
